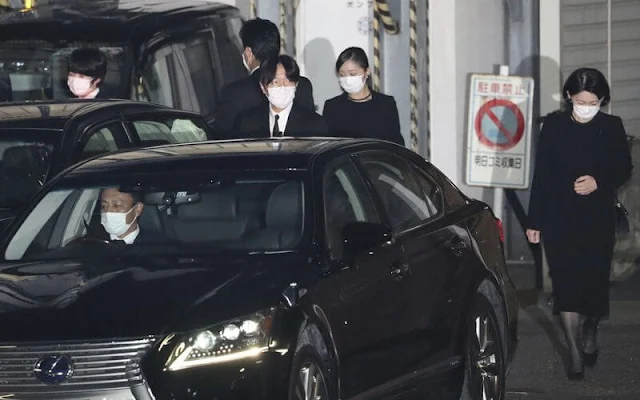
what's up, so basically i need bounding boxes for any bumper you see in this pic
[143,350,291,400]
[0,351,291,400]
[0,384,155,400]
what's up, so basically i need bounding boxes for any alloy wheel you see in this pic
[292,360,329,400]
[468,308,504,400]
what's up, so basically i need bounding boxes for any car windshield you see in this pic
[4,171,306,261]
[0,41,128,102]
[0,128,57,210]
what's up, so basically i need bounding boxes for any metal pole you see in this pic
[494,65,510,232]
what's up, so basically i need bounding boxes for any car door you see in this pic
[318,156,414,398]
[123,112,211,146]
[354,150,464,390]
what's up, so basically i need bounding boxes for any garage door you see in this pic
[561,0,640,137]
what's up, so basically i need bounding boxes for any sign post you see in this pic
[465,68,535,190]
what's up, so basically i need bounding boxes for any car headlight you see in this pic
[164,310,274,371]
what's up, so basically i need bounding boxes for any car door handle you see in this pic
[390,262,410,280]
[450,236,467,256]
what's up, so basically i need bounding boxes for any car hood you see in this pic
[0,253,306,342]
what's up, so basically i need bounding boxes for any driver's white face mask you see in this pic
[100,207,136,237]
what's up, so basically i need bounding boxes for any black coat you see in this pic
[212,69,315,139]
[528,110,633,268]
[233,103,328,138]
[322,91,404,146]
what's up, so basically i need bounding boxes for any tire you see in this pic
[288,345,337,400]
[459,289,506,400]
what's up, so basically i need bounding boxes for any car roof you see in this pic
[0,99,171,127]
[0,1,237,43]
[70,138,389,176]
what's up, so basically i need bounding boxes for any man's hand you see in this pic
[526,229,541,244]
[574,175,597,195]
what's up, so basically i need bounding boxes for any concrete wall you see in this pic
[430,0,508,204]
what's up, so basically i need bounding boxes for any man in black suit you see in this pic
[67,48,109,100]
[99,188,163,245]
[233,55,327,138]
[212,18,315,139]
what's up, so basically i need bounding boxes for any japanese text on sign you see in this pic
[465,73,535,189]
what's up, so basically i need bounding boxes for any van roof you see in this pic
[0,0,238,44]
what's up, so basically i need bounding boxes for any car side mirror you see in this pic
[342,222,394,258]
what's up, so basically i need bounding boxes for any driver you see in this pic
[100,188,155,244]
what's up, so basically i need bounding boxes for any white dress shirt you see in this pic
[110,226,140,244]
[269,103,293,137]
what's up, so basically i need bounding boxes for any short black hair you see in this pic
[259,55,300,88]
[562,67,611,107]
[240,18,281,62]
[335,46,369,73]
[68,48,108,83]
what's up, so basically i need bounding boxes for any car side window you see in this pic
[323,159,379,260]
[78,123,122,162]
[357,152,439,232]
[412,166,444,217]
[129,116,209,146]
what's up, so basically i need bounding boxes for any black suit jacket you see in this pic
[212,69,315,139]
[233,103,328,138]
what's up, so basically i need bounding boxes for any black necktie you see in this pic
[272,114,281,137]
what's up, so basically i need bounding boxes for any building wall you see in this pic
[430,0,508,203]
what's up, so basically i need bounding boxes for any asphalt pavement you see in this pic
[505,266,640,400]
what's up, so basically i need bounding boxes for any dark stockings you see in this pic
[560,312,583,372]
[582,316,600,354]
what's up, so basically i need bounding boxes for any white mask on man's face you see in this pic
[267,86,296,109]
[339,75,366,94]
[100,207,136,237]
[242,52,251,72]
[573,104,600,120]
[67,76,94,97]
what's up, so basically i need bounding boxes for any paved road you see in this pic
[505,270,640,399]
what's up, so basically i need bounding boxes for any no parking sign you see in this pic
[465,74,534,189]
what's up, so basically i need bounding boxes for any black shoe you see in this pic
[583,350,598,367]
[567,369,585,381]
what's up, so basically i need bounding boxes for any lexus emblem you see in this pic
[33,355,74,384]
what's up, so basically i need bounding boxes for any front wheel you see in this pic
[460,291,506,400]
[288,345,335,400]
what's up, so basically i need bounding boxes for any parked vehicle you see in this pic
[0,138,518,400]
[0,0,246,125]
[0,99,212,230]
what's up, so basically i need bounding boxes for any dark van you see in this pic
[0,0,247,126]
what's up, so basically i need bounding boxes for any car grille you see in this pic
[0,337,157,392]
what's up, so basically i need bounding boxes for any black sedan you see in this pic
[0,138,518,400]
[0,99,211,229]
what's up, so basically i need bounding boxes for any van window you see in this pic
[142,35,218,121]
[212,17,246,85]
[0,41,128,102]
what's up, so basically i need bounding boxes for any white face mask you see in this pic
[339,75,366,94]
[67,76,94,97]
[267,86,296,109]
[242,52,251,72]
[573,104,600,120]
[101,207,136,237]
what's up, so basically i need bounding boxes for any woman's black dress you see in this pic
[322,91,405,146]
[528,110,633,317]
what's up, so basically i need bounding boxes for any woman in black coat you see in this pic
[527,68,633,380]
[322,47,404,146]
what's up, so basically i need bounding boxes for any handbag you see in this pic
[615,197,630,238]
